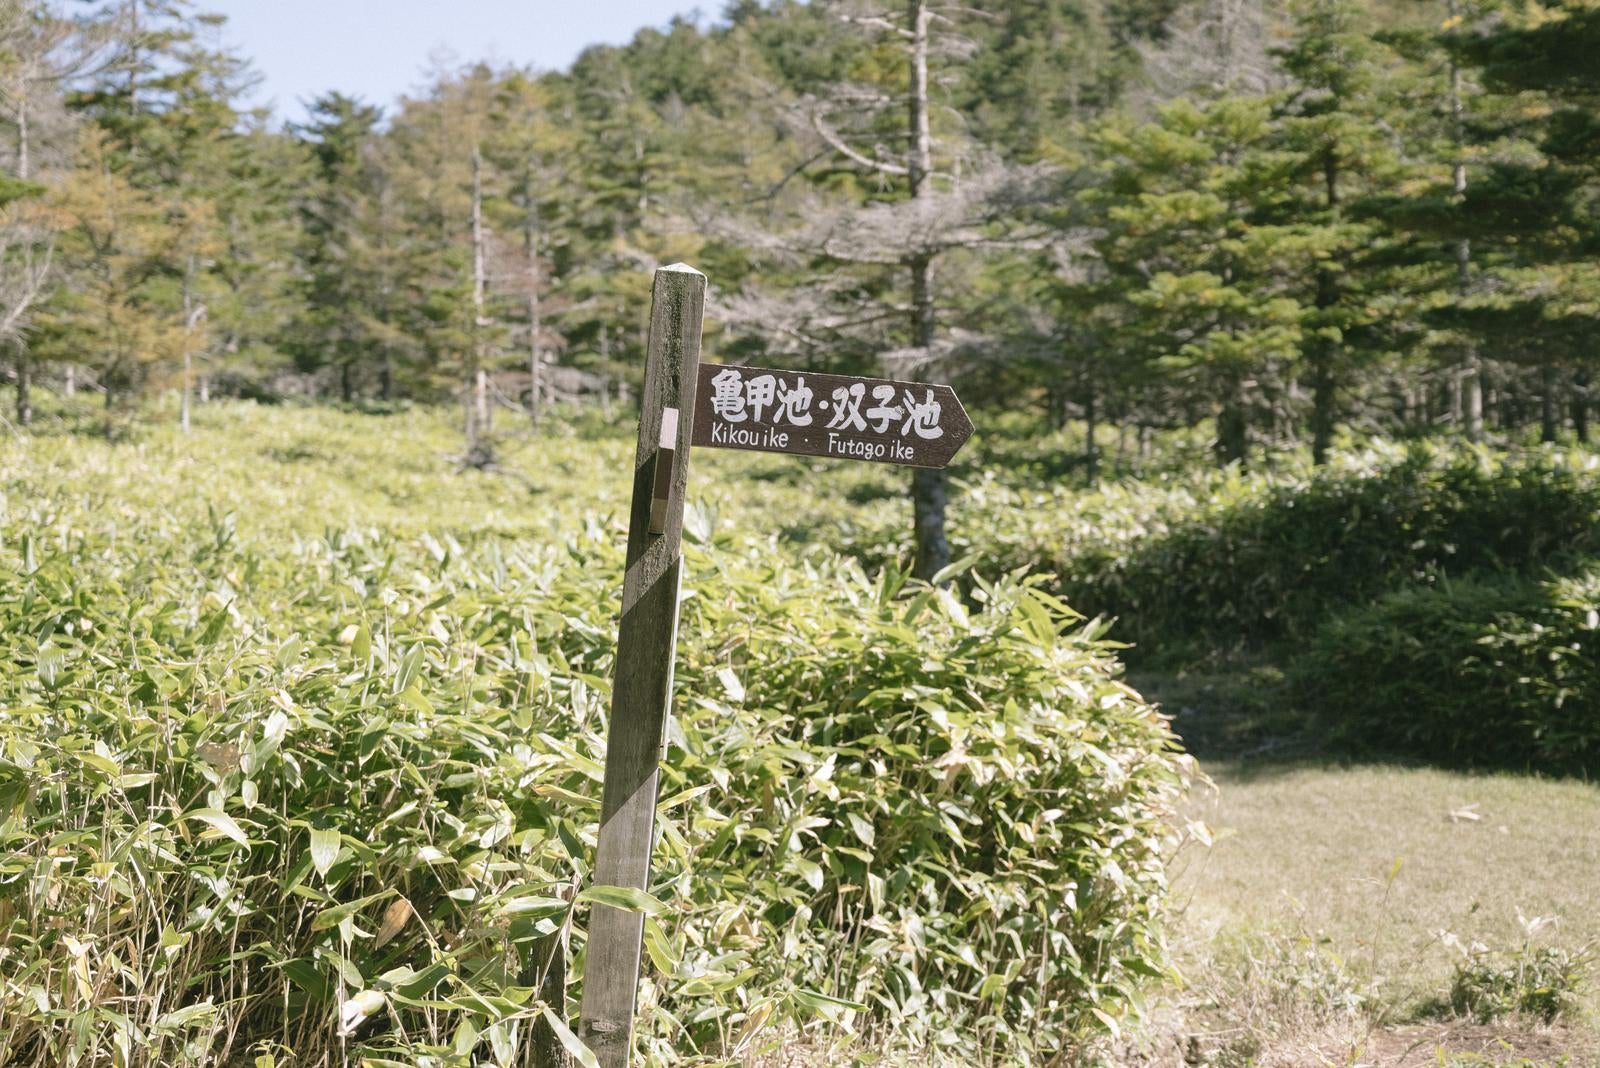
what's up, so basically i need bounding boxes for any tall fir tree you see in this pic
[1272,0,1393,462]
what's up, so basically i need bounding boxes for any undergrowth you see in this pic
[1292,568,1600,773]
[0,405,1197,1067]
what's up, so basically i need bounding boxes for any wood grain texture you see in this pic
[576,264,705,1068]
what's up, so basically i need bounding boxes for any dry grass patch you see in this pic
[1120,760,1600,1066]
[1176,762,1600,1014]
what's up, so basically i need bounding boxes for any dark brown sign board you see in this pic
[691,362,972,468]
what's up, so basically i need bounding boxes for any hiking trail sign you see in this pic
[692,362,972,467]
[574,264,970,1068]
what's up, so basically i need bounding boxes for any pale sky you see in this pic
[209,1,715,122]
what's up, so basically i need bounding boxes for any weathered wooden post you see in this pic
[575,263,973,1066]
[577,263,705,1068]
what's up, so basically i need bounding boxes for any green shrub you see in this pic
[0,408,1196,1067]
[1440,924,1593,1024]
[1289,569,1600,773]
[834,444,1600,665]
[1086,447,1600,652]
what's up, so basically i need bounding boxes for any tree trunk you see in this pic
[16,353,31,427]
[126,0,139,112]
[1083,376,1098,485]
[13,81,37,433]
[199,374,209,404]
[340,360,354,404]
[16,90,29,184]
[64,364,75,397]
[633,128,647,222]
[476,367,490,436]
[1047,385,1066,431]
[181,254,194,434]
[1217,401,1248,466]
[1540,366,1558,442]
[469,144,491,449]
[1311,149,1341,466]
[380,353,393,402]
[1573,371,1590,444]
[907,0,932,195]
[1310,354,1334,465]
[181,349,191,432]
[1464,364,1484,441]
[905,0,949,583]
[1448,0,1484,444]
[525,169,543,431]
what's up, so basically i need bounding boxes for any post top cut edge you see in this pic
[658,262,705,277]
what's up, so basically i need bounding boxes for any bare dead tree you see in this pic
[467,142,494,460]
[707,0,1057,580]
[1133,0,1280,106]
[0,205,53,423]
[523,169,544,429]
[1445,0,1483,441]
[0,0,119,423]
[0,168,55,427]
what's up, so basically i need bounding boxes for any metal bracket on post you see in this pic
[648,407,678,536]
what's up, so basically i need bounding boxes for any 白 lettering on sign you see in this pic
[691,362,973,469]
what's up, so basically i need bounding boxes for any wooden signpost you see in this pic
[575,264,971,1068]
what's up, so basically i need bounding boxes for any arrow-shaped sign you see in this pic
[690,362,973,468]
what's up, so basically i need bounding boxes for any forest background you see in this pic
[3,0,1598,577]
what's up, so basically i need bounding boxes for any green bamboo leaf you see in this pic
[791,988,867,1015]
[153,999,216,1032]
[393,644,424,694]
[311,888,395,931]
[309,826,340,880]
[187,808,249,847]
[541,1006,600,1068]
[197,603,232,645]
[576,884,667,916]
[495,895,570,918]
[642,916,678,975]
[717,667,745,703]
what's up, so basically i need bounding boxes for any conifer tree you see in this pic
[1086,96,1303,466]
[484,73,575,429]
[294,93,395,402]
[1273,0,1392,462]
[1452,0,1600,439]
[40,125,182,406]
